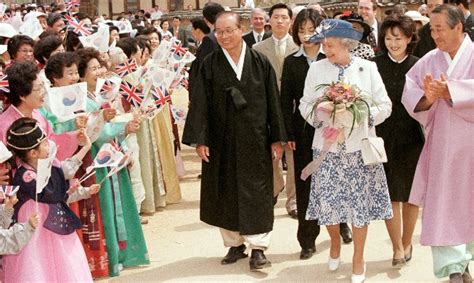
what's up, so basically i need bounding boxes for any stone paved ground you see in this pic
[99,89,446,282]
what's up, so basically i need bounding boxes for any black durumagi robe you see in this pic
[182,46,287,235]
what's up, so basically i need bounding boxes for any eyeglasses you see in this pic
[215,27,239,37]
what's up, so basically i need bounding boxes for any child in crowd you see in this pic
[0,194,39,254]
[3,117,100,282]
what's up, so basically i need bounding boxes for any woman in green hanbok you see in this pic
[75,48,149,277]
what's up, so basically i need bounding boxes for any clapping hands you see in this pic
[423,73,451,103]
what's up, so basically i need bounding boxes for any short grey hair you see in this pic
[251,8,266,17]
[432,4,465,30]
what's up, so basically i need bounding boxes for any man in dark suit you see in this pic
[453,0,474,40]
[242,8,271,48]
[358,0,380,51]
[169,16,189,47]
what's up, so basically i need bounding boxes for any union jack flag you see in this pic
[151,85,171,107]
[0,185,20,197]
[119,81,143,108]
[180,77,189,89]
[65,0,81,11]
[170,42,187,57]
[0,73,9,93]
[99,79,116,98]
[111,138,123,153]
[64,14,91,36]
[114,59,138,77]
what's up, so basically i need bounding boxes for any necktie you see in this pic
[276,40,285,65]
[368,32,377,51]
[257,34,262,43]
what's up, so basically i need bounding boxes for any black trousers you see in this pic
[294,140,321,250]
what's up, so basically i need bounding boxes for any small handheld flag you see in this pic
[114,58,138,77]
[0,185,20,197]
[119,81,144,108]
[0,141,12,163]
[151,85,171,107]
[0,73,9,93]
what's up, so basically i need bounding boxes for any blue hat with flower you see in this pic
[309,19,363,43]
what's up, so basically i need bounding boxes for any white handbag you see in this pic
[360,137,387,165]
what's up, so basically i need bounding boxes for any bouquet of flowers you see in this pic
[313,80,371,136]
[300,81,372,181]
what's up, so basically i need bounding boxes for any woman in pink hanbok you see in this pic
[0,61,79,163]
[1,62,93,282]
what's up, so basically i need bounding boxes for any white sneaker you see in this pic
[328,256,341,271]
[351,264,366,283]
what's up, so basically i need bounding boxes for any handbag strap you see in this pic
[367,138,384,158]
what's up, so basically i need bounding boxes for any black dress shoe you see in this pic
[288,209,298,219]
[249,249,271,270]
[404,245,413,262]
[340,225,353,244]
[449,272,463,283]
[273,195,278,206]
[273,187,285,206]
[221,244,247,265]
[300,246,316,260]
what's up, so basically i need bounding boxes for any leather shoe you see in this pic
[449,273,463,283]
[404,245,413,262]
[392,257,406,269]
[340,225,353,244]
[288,209,298,219]
[249,249,271,270]
[351,264,366,283]
[328,256,341,271]
[221,244,247,265]
[300,246,316,260]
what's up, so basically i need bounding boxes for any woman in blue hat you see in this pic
[299,19,393,283]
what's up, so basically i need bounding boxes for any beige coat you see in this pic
[253,36,298,90]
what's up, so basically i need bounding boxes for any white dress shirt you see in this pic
[222,42,247,81]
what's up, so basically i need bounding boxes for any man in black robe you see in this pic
[182,11,287,271]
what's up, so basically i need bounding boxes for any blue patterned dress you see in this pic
[306,143,393,227]
[304,57,393,228]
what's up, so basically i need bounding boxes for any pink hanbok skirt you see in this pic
[3,200,93,283]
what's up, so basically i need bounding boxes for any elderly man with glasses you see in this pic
[183,11,286,271]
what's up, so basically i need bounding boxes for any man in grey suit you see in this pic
[242,8,271,48]
[254,3,298,219]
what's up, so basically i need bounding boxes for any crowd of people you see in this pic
[0,1,189,281]
[0,0,473,282]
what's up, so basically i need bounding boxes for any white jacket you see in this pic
[299,57,392,153]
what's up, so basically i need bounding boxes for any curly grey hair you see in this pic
[338,38,359,51]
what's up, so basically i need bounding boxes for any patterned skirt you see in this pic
[306,143,393,227]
